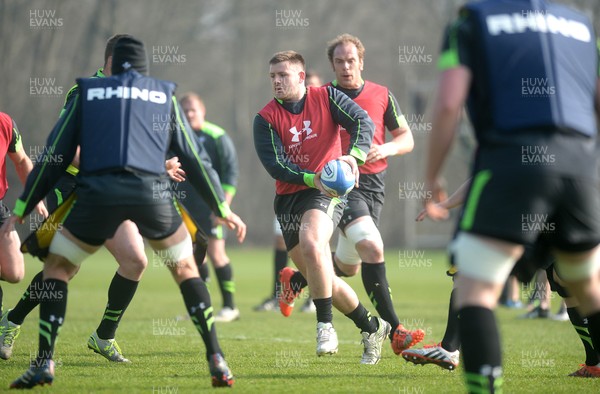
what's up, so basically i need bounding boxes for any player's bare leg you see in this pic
[287,210,387,360]
[11,228,100,388]
[149,223,233,387]
[87,221,146,362]
[335,216,425,353]
[0,229,25,285]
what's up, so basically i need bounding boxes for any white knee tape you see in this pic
[335,232,361,265]
[345,219,382,245]
[555,249,600,281]
[157,233,193,263]
[335,220,383,265]
[49,231,91,266]
[451,232,517,284]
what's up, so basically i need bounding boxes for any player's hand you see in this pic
[35,201,48,218]
[166,156,186,183]
[338,155,359,188]
[415,208,428,222]
[0,215,23,235]
[423,200,449,221]
[423,178,449,221]
[416,202,448,222]
[366,144,387,164]
[313,171,336,198]
[216,212,246,243]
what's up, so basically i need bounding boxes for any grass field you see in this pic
[1,247,599,393]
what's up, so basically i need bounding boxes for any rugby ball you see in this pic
[320,159,355,197]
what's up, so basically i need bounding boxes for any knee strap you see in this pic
[49,231,91,266]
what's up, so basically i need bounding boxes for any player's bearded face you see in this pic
[269,61,305,101]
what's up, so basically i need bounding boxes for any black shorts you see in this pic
[339,188,384,230]
[458,167,600,252]
[46,173,77,212]
[546,263,569,298]
[0,200,10,225]
[63,200,181,246]
[511,242,554,284]
[177,182,224,240]
[274,188,345,251]
[196,212,224,240]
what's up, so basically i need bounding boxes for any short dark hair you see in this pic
[269,50,305,70]
[104,34,132,64]
[326,33,365,64]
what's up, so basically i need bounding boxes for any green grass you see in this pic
[1,247,598,393]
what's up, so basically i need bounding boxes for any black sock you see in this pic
[313,297,333,324]
[96,273,139,340]
[194,240,209,282]
[8,271,43,325]
[361,262,399,336]
[567,307,599,366]
[459,306,503,394]
[198,262,210,282]
[194,236,208,268]
[584,311,600,366]
[333,253,349,277]
[180,278,222,359]
[215,265,235,309]
[273,249,288,298]
[441,289,460,352]
[0,284,3,312]
[290,271,308,292]
[345,303,378,333]
[37,279,68,363]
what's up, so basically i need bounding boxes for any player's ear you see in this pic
[299,70,306,85]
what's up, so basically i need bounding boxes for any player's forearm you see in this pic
[14,156,69,217]
[178,154,230,218]
[442,178,471,209]
[426,110,458,183]
[13,156,33,186]
[253,114,315,187]
[426,68,470,183]
[426,120,455,183]
[258,152,315,187]
[385,127,414,157]
[224,191,234,206]
[70,147,81,169]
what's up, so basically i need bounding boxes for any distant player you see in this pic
[178,92,241,323]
